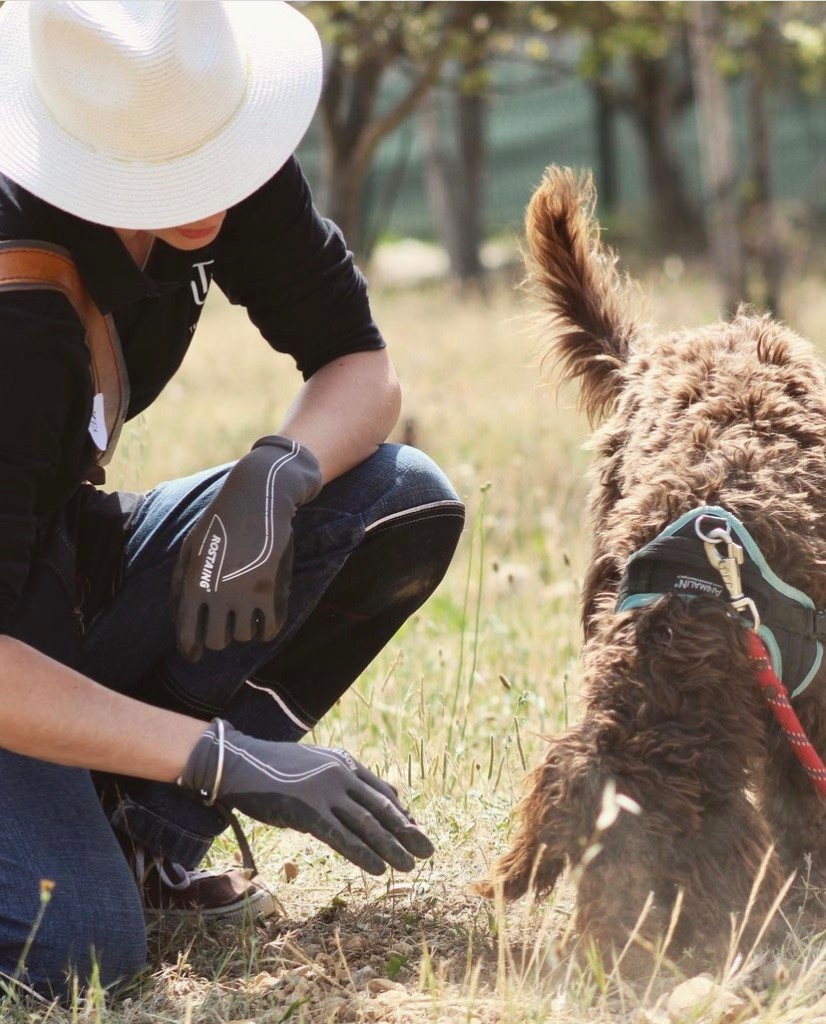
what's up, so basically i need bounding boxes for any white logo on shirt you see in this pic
[190,260,214,306]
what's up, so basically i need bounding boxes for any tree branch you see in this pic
[352,4,478,170]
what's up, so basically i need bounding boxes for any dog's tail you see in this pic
[527,166,638,424]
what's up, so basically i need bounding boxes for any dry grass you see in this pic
[13,263,826,1022]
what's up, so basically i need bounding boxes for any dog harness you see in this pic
[618,506,826,697]
[618,506,826,796]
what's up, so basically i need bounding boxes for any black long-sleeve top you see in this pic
[0,157,385,633]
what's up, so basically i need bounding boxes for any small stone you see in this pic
[639,1009,669,1024]
[367,977,406,994]
[383,883,415,898]
[375,988,407,1004]
[290,964,320,981]
[752,956,799,989]
[281,861,299,882]
[667,976,745,1023]
[317,996,347,1020]
[249,971,280,993]
[354,965,377,987]
[284,976,311,998]
[342,935,366,952]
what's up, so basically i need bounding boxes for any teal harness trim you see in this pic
[617,505,824,698]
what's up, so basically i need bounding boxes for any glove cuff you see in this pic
[251,434,323,501]
[178,718,227,805]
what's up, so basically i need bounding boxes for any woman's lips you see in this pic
[177,224,219,239]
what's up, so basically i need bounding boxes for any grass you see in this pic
[15,261,826,1022]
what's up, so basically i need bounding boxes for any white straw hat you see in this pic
[0,1,323,229]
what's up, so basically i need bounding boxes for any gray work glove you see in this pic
[179,720,435,875]
[172,435,322,661]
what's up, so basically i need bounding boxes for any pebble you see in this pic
[367,977,406,994]
[281,861,299,882]
[317,996,347,1020]
[290,964,316,979]
[639,1008,669,1024]
[354,965,378,987]
[666,976,745,1023]
[249,971,280,993]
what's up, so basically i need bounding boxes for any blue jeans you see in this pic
[0,444,463,994]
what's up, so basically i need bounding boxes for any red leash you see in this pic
[746,630,826,797]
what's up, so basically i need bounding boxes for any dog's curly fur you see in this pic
[478,167,826,959]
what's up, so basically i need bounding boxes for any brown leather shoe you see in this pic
[138,852,280,923]
[126,810,280,924]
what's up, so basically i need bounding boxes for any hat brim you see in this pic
[0,1,322,229]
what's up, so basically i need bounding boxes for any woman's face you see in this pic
[150,211,227,250]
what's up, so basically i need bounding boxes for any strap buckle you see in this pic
[695,516,762,631]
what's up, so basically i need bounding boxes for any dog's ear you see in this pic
[527,166,638,424]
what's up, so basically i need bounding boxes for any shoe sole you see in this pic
[144,884,280,925]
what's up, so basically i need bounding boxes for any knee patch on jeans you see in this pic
[246,499,465,729]
[361,498,465,602]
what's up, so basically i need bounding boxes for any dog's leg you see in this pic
[477,723,684,955]
[758,693,826,924]
[668,794,784,958]
[474,727,599,901]
[572,783,783,967]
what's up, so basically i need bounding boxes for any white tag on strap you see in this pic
[88,392,108,451]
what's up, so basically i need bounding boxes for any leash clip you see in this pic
[695,517,762,631]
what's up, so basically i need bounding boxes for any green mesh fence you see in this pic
[296,60,826,246]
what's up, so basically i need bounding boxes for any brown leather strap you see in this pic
[0,241,129,471]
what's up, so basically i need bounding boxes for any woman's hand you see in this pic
[179,719,434,874]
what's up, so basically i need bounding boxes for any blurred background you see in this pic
[294,0,826,317]
[106,7,826,1009]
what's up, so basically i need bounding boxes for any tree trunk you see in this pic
[745,53,783,315]
[321,151,370,252]
[421,70,487,294]
[689,1,746,316]
[319,53,383,257]
[592,77,619,213]
[421,89,457,257]
[629,54,698,245]
[452,61,487,293]
[318,17,466,264]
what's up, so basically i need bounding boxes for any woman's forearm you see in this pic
[0,635,205,781]
[278,349,401,482]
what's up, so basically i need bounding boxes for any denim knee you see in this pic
[382,443,461,508]
[9,878,147,998]
[362,445,464,581]
[0,752,148,998]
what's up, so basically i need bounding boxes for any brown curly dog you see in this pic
[478,166,826,962]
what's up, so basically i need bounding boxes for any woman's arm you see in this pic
[0,634,204,780]
[277,348,401,482]
[0,634,433,873]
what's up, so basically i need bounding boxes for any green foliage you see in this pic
[493,1,826,95]
[305,1,581,94]
[305,1,513,75]
[385,950,408,979]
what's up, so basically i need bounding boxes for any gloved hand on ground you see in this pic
[179,719,434,874]
[172,435,323,660]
